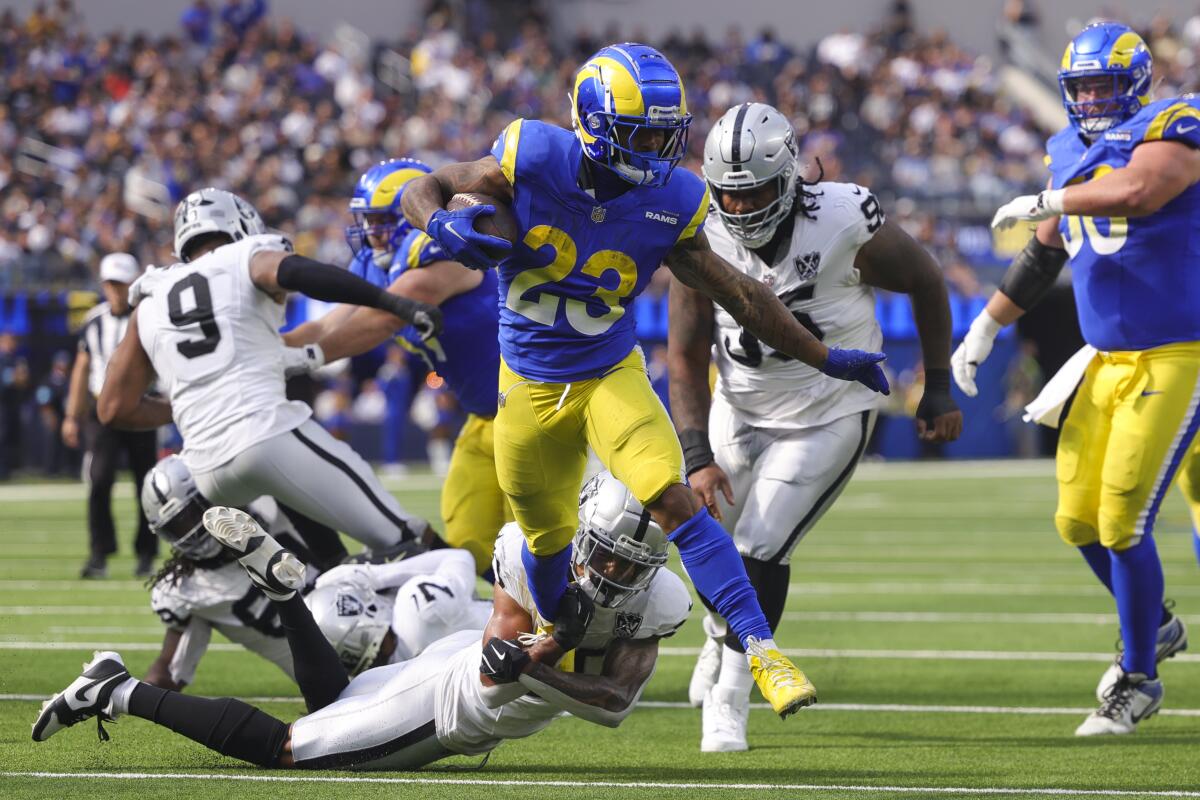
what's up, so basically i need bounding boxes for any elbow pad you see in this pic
[998,237,1068,311]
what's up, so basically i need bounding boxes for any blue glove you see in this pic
[425,205,512,271]
[822,347,890,395]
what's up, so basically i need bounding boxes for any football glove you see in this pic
[376,295,443,342]
[821,348,890,395]
[425,206,512,271]
[281,343,326,377]
[551,584,595,652]
[950,311,1003,398]
[480,636,531,684]
[991,189,1066,230]
[915,367,961,439]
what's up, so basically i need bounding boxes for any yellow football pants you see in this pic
[1175,434,1200,532]
[440,413,513,574]
[494,347,682,556]
[1055,341,1200,550]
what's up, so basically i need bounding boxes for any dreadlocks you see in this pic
[796,157,825,220]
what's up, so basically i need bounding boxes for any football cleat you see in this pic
[1096,613,1188,701]
[202,506,306,601]
[79,554,107,580]
[1076,668,1162,736]
[32,650,129,742]
[747,638,817,718]
[689,614,725,708]
[701,685,749,752]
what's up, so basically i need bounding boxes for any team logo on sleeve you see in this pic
[794,251,821,282]
[614,612,643,638]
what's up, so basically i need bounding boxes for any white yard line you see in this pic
[780,611,1122,624]
[0,770,1195,797]
[0,605,148,615]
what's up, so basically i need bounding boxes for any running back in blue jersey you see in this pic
[489,118,710,382]
[392,228,500,418]
[1046,96,1200,351]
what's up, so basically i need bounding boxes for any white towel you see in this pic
[1022,345,1098,428]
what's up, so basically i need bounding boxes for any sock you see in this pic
[1078,542,1114,594]
[108,676,139,716]
[723,557,791,653]
[521,541,572,622]
[1110,535,1164,678]
[669,509,771,648]
[126,683,289,767]
[716,644,754,694]
[275,594,350,712]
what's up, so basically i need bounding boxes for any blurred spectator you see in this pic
[1001,340,1043,458]
[34,349,76,476]
[180,1,213,47]
[0,333,31,479]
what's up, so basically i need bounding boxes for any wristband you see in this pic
[924,367,951,394]
[679,429,715,476]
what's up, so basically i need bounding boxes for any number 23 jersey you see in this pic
[706,182,884,429]
[135,234,310,473]
[490,119,710,382]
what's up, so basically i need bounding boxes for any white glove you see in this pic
[951,311,1004,398]
[281,343,325,377]
[313,563,375,591]
[127,265,164,307]
[991,189,1066,230]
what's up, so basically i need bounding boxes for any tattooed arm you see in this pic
[517,636,660,728]
[400,156,514,231]
[664,231,829,369]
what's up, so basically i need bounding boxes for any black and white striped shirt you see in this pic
[78,303,131,397]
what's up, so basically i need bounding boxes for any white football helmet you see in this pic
[141,455,222,561]
[306,578,396,675]
[702,102,799,248]
[173,187,266,261]
[573,471,669,608]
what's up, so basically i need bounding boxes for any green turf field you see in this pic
[3,460,1200,799]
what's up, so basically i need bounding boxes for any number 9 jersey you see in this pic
[490,118,710,382]
[135,234,311,472]
[1046,95,1200,351]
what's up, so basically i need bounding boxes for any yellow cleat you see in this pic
[747,638,817,719]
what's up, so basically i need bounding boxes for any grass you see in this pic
[2,461,1200,799]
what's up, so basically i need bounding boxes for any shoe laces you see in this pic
[1096,678,1136,721]
[747,638,805,690]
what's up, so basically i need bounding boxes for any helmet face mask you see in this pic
[1058,22,1152,138]
[345,159,432,263]
[142,456,222,562]
[306,579,395,675]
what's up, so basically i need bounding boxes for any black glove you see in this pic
[551,585,595,652]
[915,367,959,429]
[379,295,443,342]
[480,637,531,684]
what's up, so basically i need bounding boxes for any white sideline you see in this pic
[4,695,1200,719]
[0,770,1195,797]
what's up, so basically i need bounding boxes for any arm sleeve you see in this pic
[366,548,477,591]
[169,617,213,686]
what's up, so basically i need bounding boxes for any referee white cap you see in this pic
[99,253,141,285]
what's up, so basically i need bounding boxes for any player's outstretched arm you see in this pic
[667,275,733,518]
[855,220,962,442]
[401,157,514,271]
[97,309,173,429]
[516,636,660,728]
[144,628,186,691]
[665,231,889,394]
[952,218,1065,397]
[1055,140,1200,218]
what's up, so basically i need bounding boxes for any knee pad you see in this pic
[1055,514,1099,547]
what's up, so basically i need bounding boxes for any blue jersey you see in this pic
[393,229,501,417]
[1046,96,1200,351]
[489,119,710,381]
[346,247,396,289]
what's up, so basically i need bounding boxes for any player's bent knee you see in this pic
[1055,514,1100,547]
[524,525,575,557]
[645,482,698,531]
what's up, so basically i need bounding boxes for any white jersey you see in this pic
[433,523,691,754]
[150,497,304,685]
[706,182,885,429]
[135,234,310,473]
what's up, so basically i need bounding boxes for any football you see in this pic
[446,192,520,257]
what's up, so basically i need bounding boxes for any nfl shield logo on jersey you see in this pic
[614,612,643,638]
[591,206,606,223]
[794,251,821,282]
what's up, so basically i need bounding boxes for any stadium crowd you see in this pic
[1,0,1194,474]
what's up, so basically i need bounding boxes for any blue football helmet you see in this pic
[1058,22,1152,137]
[571,43,692,187]
[346,158,433,266]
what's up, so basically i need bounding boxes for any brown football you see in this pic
[446,193,520,257]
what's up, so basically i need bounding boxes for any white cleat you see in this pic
[202,506,305,600]
[689,614,726,708]
[32,650,129,742]
[1076,668,1163,736]
[1096,614,1187,701]
[701,685,750,752]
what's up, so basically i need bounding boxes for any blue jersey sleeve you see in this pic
[387,230,448,282]
[672,170,711,244]
[491,118,525,186]
[1142,97,1200,148]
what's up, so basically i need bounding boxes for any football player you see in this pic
[955,22,1200,735]
[98,188,439,553]
[671,102,961,752]
[32,473,692,771]
[285,159,509,575]
[400,43,892,718]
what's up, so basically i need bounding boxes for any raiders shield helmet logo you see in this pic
[336,593,364,617]
[614,612,643,638]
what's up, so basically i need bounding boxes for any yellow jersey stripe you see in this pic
[1145,102,1200,142]
[676,185,711,243]
[407,233,434,269]
[499,119,522,185]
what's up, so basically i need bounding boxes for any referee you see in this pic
[63,253,159,579]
